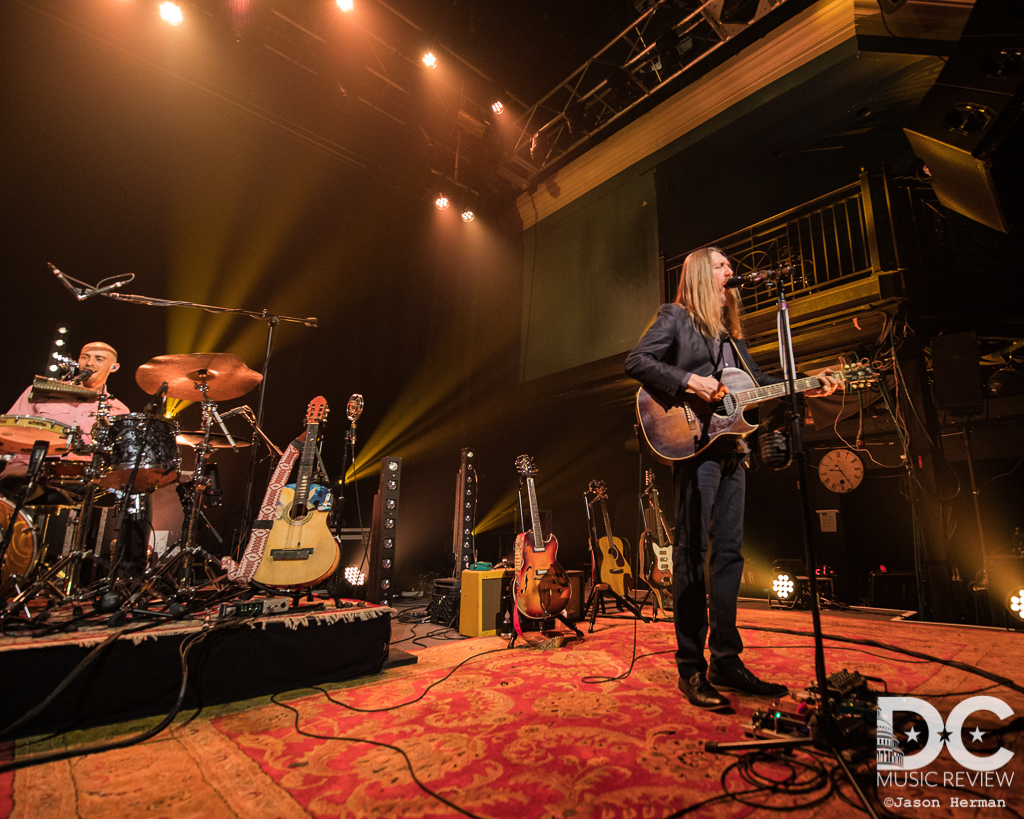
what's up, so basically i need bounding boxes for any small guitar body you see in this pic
[637,363,875,463]
[251,397,341,588]
[588,480,633,598]
[513,455,571,619]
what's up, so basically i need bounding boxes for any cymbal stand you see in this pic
[122,380,228,612]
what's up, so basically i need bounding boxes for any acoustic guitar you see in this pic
[636,363,875,463]
[587,480,633,598]
[639,469,673,614]
[252,397,341,588]
[513,455,571,619]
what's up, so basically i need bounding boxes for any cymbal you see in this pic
[136,353,262,401]
[176,431,252,449]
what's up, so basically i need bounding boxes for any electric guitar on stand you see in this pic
[513,455,571,619]
[640,469,673,618]
[587,480,633,598]
[252,397,341,588]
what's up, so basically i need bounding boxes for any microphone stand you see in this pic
[47,264,318,565]
[706,276,878,818]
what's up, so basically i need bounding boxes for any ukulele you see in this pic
[513,455,571,619]
[587,480,633,598]
[640,469,673,614]
[252,397,341,588]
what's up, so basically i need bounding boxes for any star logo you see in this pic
[904,727,921,745]
[969,727,985,743]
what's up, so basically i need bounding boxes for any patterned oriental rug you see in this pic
[2,608,1023,818]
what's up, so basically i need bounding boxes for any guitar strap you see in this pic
[221,434,305,582]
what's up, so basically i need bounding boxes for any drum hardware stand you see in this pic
[0,441,49,592]
[48,264,317,568]
[120,380,230,613]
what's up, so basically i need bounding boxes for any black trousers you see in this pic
[672,447,747,677]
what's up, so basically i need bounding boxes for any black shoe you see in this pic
[708,665,788,697]
[677,671,730,711]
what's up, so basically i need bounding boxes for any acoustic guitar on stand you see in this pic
[513,455,571,619]
[252,397,341,588]
[639,469,673,616]
[587,480,633,598]
[636,363,876,463]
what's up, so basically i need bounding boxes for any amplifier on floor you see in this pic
[430,577,461,628]
[459,569,512,637]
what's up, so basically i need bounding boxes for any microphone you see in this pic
[49,263,88,300]
[143,381,169,415]
[725,265,793,289]
[71,368,95,385]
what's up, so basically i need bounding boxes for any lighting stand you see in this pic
[705,275,879,819]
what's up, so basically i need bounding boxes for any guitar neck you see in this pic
[599,497,614,543]
[294,422,319,507]
[526,476,544,546]
[735,373,837,409]
[650,488,670,550]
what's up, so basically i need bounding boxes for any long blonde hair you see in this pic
[674,246,743,340]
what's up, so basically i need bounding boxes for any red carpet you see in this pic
[2,608,1022,817]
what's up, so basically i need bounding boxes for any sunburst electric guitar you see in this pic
[513,455,571,619]
[253,397,341,588]
[587,480,633,598]
[639,469,673,615]
[636,363,876,463]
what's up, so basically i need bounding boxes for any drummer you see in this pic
[1,341,130,479]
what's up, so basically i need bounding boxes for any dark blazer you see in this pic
[624,303,781,395]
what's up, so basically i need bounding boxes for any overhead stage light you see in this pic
[159,2,184,26]
[422,52,437,69]
[491,100,504,115]
[336,0,354,11]
[460,207,475,223]
[435,194,449,210]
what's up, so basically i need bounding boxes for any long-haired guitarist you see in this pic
[624,247,839,711]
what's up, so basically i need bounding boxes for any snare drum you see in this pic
[1,496,39,596]
[0,415,72,456]
[96,414,181,492]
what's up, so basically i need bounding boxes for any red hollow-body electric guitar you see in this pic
[513,455,571,619]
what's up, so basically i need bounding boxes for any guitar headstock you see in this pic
[514,454,537,479]
[306,396,329,424]
[837,362,879,392]
[644,469,655,489]
[587,479,608,499]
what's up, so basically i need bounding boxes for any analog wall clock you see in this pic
[818,448,864,493]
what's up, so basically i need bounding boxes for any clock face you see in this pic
[818,449,864,493]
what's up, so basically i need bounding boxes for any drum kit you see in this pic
[0,352,271,622]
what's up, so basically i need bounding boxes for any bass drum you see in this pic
[1,496,39,596]
[96,414,181,492]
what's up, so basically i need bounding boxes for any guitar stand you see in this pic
[582,582,649,633]
[506,611,584,649]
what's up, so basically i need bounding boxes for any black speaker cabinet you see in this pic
[931,331,983,415]
[903,0,1024,232]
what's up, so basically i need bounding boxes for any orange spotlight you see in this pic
[422,51,437,69]
[435,194,449,211]
[159,2,184,26]
[336,0,354,11]
[491,100,504,115]
[460,207,475,223]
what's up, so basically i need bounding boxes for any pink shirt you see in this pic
[2,386,130,472]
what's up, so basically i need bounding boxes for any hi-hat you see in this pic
[176,431,251,449]
[136,353,262,401]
